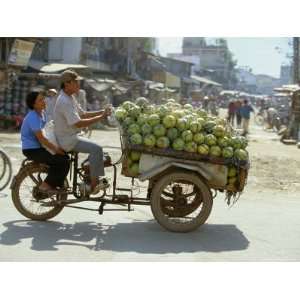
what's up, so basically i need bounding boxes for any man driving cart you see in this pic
[54,70,112,195]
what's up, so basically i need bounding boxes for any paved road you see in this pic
[1,188,300,261]
[0,127,300,261]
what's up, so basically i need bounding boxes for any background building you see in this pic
[168,37,237,89]
[280,64,292,85]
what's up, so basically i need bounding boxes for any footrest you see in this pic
[104,152,112,167]
[102,208,134,212]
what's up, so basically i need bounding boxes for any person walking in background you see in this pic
[235,99,242,129]
[227,99,236,126]
[207,96,218,116]
[240,99,254,136]
[44,89,58,122]
[202,96,209,112]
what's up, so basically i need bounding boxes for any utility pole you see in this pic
[293,37,299,83]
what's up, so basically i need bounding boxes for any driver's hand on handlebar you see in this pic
[104,106,112,117]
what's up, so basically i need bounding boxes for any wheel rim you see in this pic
[255,115,264,126]
[0,150,12,191]
[158,178,207,224]
[0,151,7,181]
[17,168,62,216]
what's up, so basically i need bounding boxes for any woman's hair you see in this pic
[61,82,65,89]
[26,91,39,110]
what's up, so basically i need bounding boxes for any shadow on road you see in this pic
[0,219,249,254]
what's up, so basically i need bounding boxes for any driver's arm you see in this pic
[35,130,65,155]
[73,112,107,129]
[80,110,105,118]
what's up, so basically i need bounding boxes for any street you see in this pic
[0,118,300,262]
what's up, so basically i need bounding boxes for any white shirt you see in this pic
[45,96,57,122]
[54,90,84,151]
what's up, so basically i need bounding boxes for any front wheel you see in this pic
[0,149,13,191]
[150,171,213,233]
[11,164,66,220]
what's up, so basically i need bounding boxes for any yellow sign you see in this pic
[8,39,35,67]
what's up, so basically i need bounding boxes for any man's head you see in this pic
[244,99,248,105]
[61,70,82,95]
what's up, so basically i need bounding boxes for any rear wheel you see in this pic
[11,164,66,220]
[150,171,213,233]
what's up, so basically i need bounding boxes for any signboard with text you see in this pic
[8,39,35,67]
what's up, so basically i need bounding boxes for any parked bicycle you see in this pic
[0,148,13,191]
[254,108,266,126]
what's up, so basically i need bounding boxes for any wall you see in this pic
[48,37,82,63]
[159,57,192,78]
[199,48,226,70]
[237,68,257,85]
[168,53,200,72]
[280,65,292,85]
[255,74,280,94]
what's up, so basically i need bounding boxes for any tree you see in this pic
[215,38,238,89]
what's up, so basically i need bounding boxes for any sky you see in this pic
[158,37,291,78]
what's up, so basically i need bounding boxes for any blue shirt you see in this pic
[240,105,254,119]
[21,110,46,149]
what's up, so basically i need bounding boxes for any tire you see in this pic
[0,150,13,191]
[150,171,213,233]
[254,114,264,126]
[11,164,65,221]
[0,151,7,181]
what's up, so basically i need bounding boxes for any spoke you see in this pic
[28,173,40,185]
[160,197,175,207]
[160,179,204,221]
[18,170,54,215]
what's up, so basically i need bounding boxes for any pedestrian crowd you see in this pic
[227,98,254,136]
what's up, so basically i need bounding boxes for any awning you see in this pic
[148,82,164,89]
[274,85,299,93]
[182,77,194,84]
[28,61,88,73]
[191,75,222,87]
[274,93,291,97]
[112,84,128,94]
[220,90,239,96]
[40,63,88,73]
[85,79,113,92]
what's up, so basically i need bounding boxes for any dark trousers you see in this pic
[22,148,70,188]
[236,113,242,126]
[228,113,235,126]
